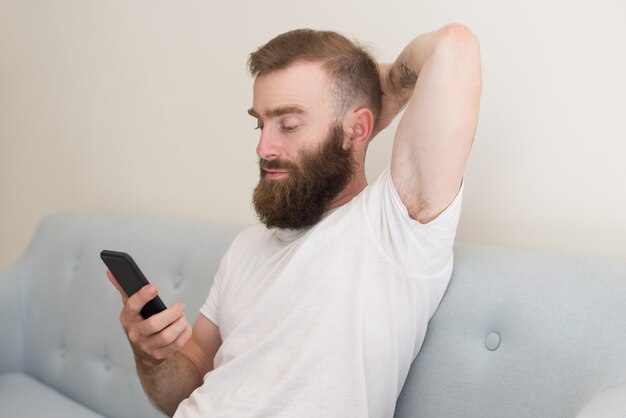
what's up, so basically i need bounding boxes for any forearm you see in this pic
[136,351,203,417]
[386,24,477,100]
[374,25,474,137]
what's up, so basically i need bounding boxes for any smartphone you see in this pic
[100,250,167,319]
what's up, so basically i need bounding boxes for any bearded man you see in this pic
[108,24,481,417]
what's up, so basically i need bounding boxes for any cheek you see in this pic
[285,123,333,164]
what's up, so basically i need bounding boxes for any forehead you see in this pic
[252,61,334,118]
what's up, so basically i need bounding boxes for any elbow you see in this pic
[436,23,481,61]
[435,23,482,83]
[440,23,479,47]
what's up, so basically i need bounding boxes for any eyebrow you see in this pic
[247,105,306,119]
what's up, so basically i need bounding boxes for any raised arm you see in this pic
[377,24,481,223]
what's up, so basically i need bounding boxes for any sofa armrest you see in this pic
[577,382,626,418]
[0,263,24,373]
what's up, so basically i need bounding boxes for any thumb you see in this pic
[106,269,129,303]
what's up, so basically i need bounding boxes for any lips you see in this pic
[264,170,289,180]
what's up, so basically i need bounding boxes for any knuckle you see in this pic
[127,327,141,344]
[129,288,150,309]
[125,297,141,313]
[135,337,153,355]
[119,310,132,327]
[159,328,177,346]
[161,321,185,347]
[141,342,153,356]
[144,317,162,335]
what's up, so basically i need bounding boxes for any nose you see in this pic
[256,128,281,161]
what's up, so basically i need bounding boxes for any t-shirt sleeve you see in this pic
[365,168,464,279]
[199,254,227,326]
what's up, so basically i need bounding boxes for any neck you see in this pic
[328,170,368,210]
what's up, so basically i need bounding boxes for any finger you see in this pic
[140,302,186,337]
[122,284,159,322]
[125,303,177,349]
[151,320,193,362]
[134,304,190,361]
[106,270,129,303]
[146,308,190,352]
[130,301,185,343]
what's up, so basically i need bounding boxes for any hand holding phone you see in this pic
[100,250,167,319]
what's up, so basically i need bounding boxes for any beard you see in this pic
[252,124,356,230]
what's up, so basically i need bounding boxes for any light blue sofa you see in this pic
[1,213,625,417]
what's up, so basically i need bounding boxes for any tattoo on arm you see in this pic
[398,63,417,89]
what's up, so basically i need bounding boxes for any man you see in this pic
[108,24,481,417]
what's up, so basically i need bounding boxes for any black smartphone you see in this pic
[100,250,167,319]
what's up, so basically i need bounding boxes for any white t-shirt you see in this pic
[174,168,463,418]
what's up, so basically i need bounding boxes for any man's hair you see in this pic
[248,29,382,122]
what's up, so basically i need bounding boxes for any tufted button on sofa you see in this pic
[1,213,626,417]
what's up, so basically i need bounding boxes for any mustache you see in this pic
[259,159,297,172]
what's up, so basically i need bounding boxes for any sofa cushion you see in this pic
[576,383,626,418]
[0,372,105,417]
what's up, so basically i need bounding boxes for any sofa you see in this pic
[1,212,625,417]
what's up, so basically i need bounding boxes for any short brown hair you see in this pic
[248,29,382,122]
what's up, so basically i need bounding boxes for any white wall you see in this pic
[1,0,625,267]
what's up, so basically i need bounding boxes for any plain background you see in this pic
[1,0,625,268]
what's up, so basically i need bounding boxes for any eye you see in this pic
[254,121,263,130]
[281,124,298,132]
[280,116,301,133]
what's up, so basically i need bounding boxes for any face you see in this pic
[253,124,355,229]
[249,62,356,229]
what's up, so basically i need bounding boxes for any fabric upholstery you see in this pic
[395,245,626,417]
[1,213,625,417]
[576,382,626,418]
[3,213,241,418]
[0,263,23,373]
[0,372,105,417]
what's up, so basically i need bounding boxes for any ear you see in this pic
[343,107,374,149]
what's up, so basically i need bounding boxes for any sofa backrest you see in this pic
[6,213,626,417]
[14,213,242,418]
[395,244,626,417]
